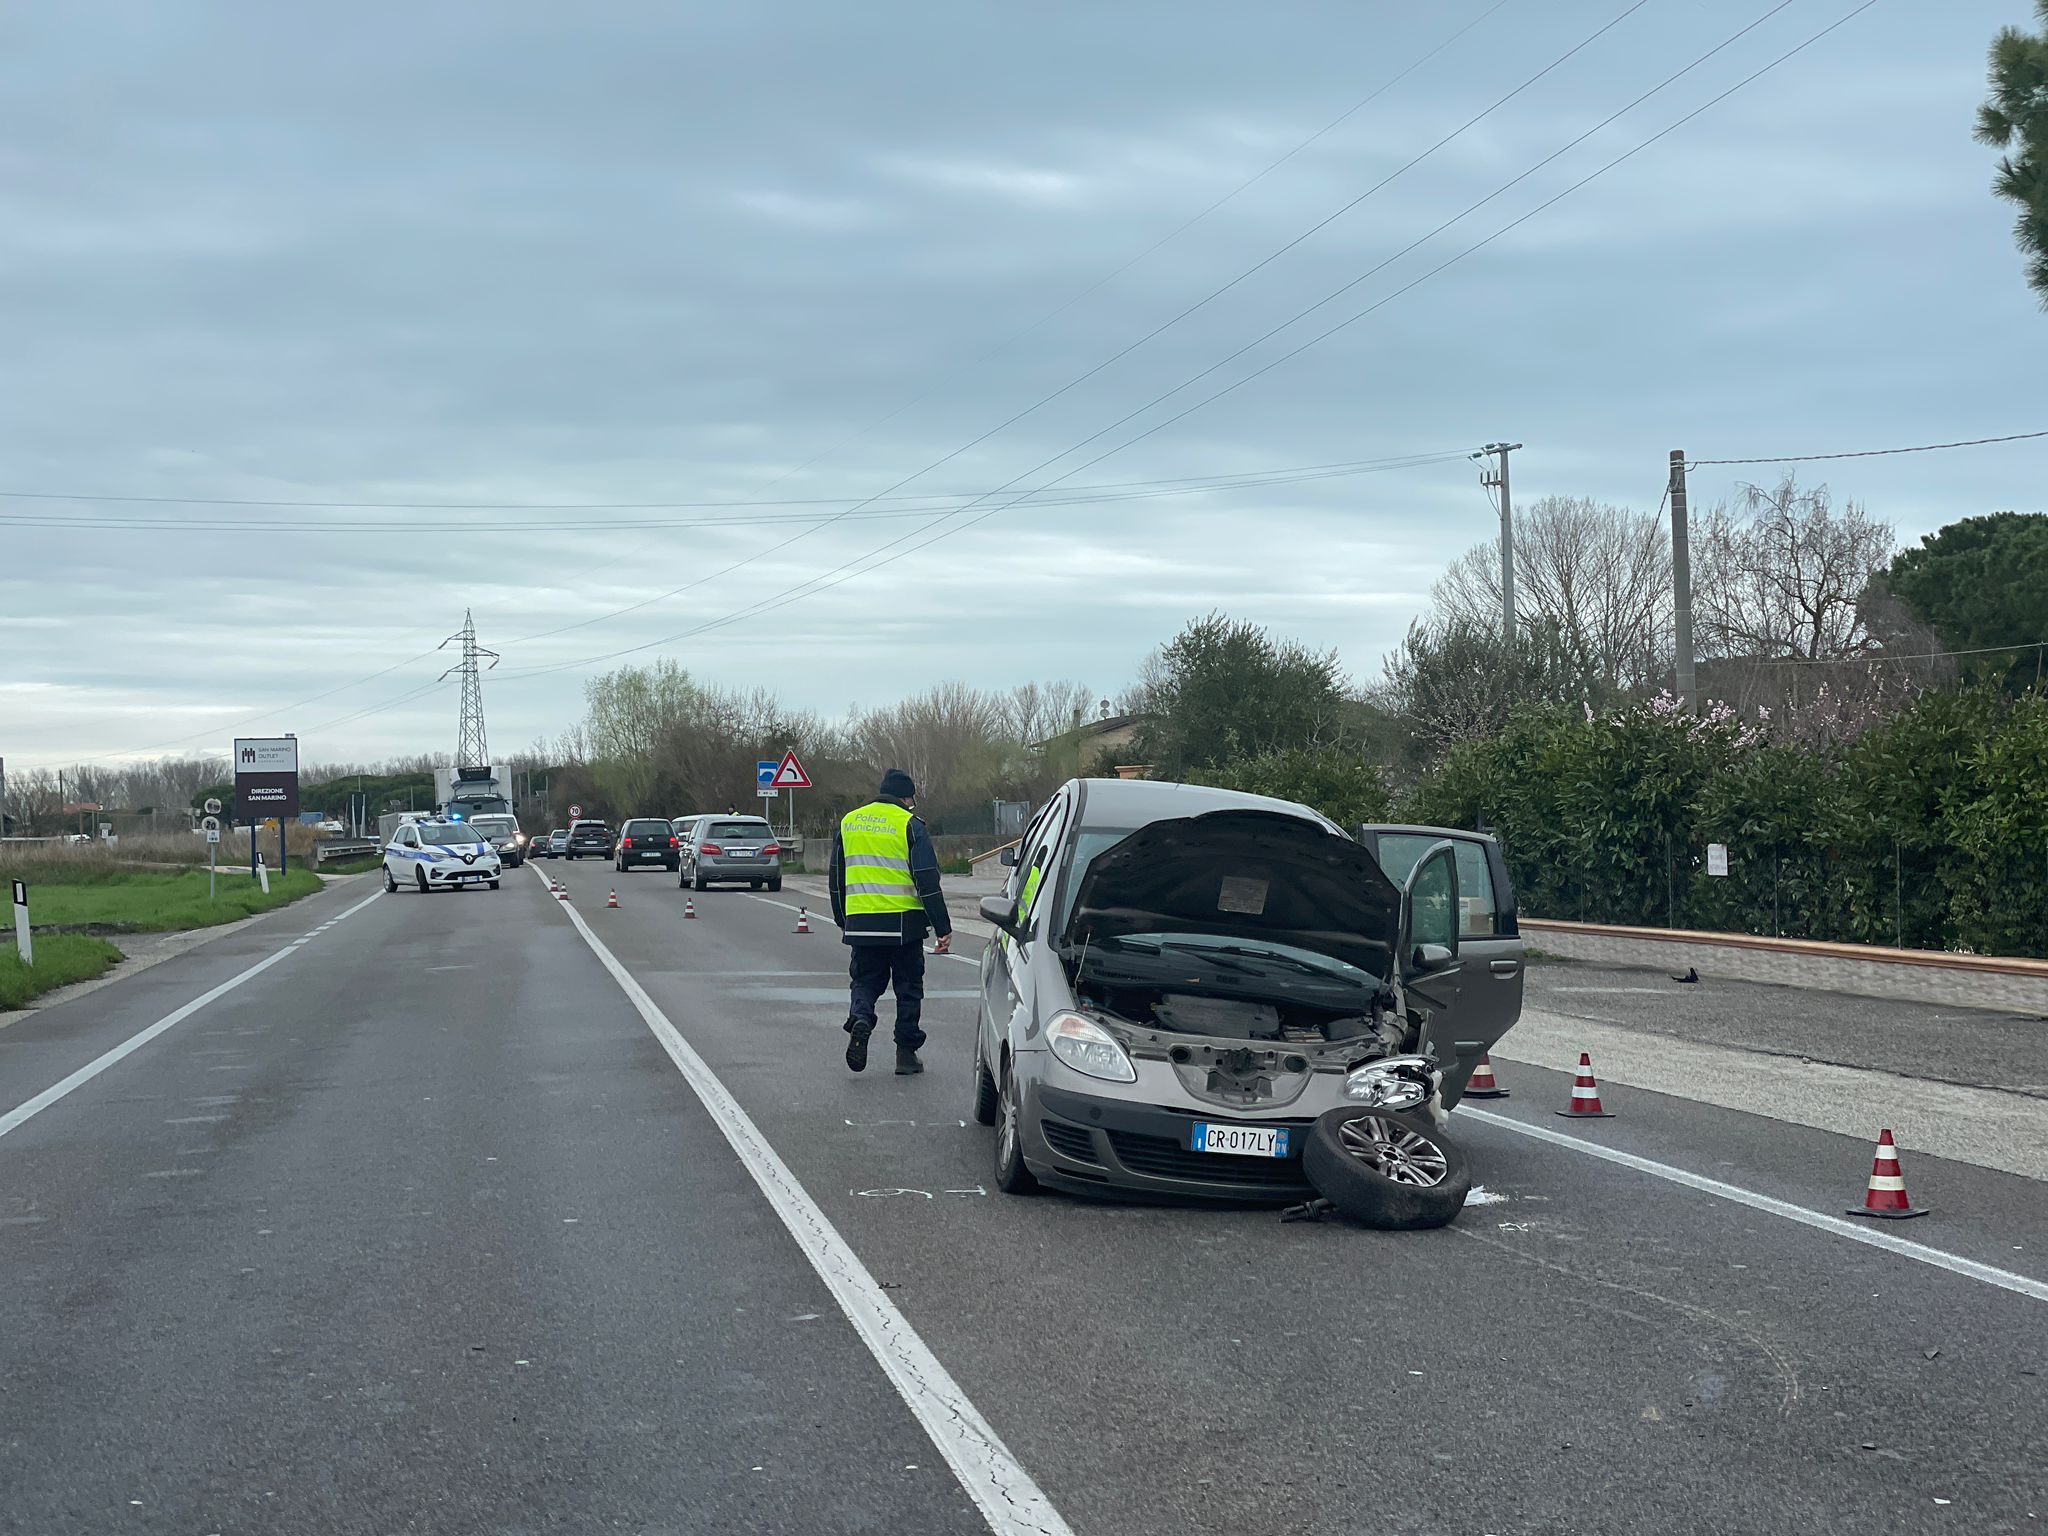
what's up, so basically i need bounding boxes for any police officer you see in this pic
[829,769,952,1075]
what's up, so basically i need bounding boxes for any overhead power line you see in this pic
[493,0,1878,684]
[498,1,1654,653]
[0,452,1472,533]
[495,0,1781,685]
[1687,429,2048,468]
[1748,639,2048,668]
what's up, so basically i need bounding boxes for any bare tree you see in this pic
[1432,495,1671,692]
[997,680,1095,744]
[1692,476,1895,663]
[1377,617,1586,759]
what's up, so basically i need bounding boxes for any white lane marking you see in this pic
[541,866,1071,1536]
[0,889,382,1145]
[741,892,984,966]
[1462,1109,2048,1305]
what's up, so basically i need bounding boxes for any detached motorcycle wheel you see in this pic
[1302,1106,1470,1230]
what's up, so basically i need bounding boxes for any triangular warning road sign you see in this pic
[771,750,812,790]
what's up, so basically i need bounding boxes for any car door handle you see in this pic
[1490,959,1520,976]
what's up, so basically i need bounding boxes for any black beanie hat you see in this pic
[878,768,916,800]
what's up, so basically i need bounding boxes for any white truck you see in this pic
[434,764,514,820]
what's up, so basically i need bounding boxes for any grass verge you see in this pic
[0,935,124,1008]
[4,866,325,933]
[313,855,383,876]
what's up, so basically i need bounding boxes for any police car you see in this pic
[382,818,503,893]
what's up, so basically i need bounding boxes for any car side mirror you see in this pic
[1409,941,1456,973]
[998,846,1019,867]
[979,894,1026,940]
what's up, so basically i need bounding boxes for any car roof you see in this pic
[1070,776,1334,832]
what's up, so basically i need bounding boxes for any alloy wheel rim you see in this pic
[1337,1116,1450,1187]
[998,1076,1018,1166]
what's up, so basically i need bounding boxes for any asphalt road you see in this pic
[2,864,2044,1535]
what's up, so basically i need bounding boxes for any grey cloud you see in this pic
[2,0,2039,768]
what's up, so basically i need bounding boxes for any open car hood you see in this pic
[1062,809,1401,977]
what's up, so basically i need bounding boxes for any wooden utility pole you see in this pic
[1475,442,1523,641]
[1670,448,1697,710]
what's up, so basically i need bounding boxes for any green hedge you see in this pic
[1404,688,2048,958]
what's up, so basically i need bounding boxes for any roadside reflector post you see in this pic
[11,880,30,967]
[256,854,271,896]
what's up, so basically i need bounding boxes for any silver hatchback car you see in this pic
[971,779,1524,1204]
[681,814,784,892]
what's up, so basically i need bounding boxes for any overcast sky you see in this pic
[3,0,2041,772]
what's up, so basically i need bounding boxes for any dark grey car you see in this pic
[971,779,1522,1203]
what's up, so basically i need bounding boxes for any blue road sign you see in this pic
[757,760,777,787]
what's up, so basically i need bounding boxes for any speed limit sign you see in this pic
[569,803,584,819]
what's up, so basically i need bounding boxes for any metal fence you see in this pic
[1503,830,2048,961]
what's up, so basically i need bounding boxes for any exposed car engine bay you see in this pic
[1072,979,1417,1110]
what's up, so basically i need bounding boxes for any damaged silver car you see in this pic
[971,779,1524,1225]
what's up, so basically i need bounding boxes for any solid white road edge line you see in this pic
[1462,1107,2048,1305]
[0,888,384,1144]
[543,866,1072,1536]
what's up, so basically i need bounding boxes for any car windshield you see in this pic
[707,821,772,840]
[421,825,486,847]
[1053,828,1137,930]
[468,817,517,837]
[624,820,671,836]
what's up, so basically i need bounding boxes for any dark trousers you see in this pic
[846,941,927,1050]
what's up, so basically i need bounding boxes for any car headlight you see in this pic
[1345,1055,1438,1110]
[1046,1012,1136,1083]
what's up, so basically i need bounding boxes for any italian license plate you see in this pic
[728,848,755,858]
[1191,1123,1289,1158]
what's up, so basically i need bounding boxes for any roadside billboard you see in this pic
[233,736,301,822]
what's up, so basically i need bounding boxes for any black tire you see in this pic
[693,869,708,892]
[1302,1106,1470,1230]
[992,1059,1039,1194]
[970,1034,1000,1126]
[767,878,782,893]
[415,867,429,894]
[383,866,398,893]
[487,879,500,890]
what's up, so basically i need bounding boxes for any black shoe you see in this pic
[845,1020,876,1073]
[894,1047,924,1076]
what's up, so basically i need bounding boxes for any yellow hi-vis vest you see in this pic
[840,801,922,915]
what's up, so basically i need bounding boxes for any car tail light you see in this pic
[669,836,679,848]
[699,842,724,857]
[761,842,781,857]
[622,836,634,849]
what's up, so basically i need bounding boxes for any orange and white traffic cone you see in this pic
[1463,1055,1509,1099]
[557,885,571,902]
[795,907,810,934]
[606,888,619,909]
[683,897,697,919]
[1848,1129,1927,1220]
[1554,1052,1614,1118]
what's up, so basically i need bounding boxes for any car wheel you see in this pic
[1301,1106,1471,1230]
[993,1059,1039,1194]
[693,870,708,892]
[383,866,398,893]
[970,1035,999,1126]
[487,879,500,890]
[767,878,782,893]
[415,868,429,893]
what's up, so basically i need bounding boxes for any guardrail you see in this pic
[314,839,380,866]
[1521,917,2048,1014]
